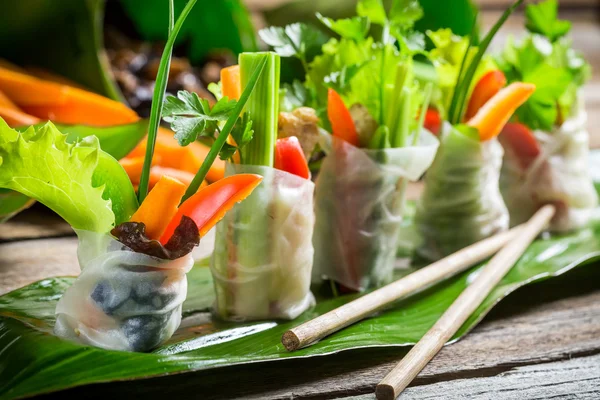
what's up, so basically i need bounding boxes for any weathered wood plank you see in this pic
[41,263,600,399]
[340,353,600,400]
[0,237,78,295]
[0,207,72,243]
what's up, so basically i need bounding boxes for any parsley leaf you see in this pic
[316,13,370,41]
[163,91,236,146]
[219,113,254,162]
[280,80,309,112]
[525,0,571,42]
[258,23,328,67]
[357,0,387,26]
[389,0,424,31]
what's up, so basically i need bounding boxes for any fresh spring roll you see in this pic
[313,129,439,291]
[211,164,315,320]
[500,108,598,232]
[54,229,193,352]
[416,123,509,261]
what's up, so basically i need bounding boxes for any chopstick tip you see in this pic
[281,330,300,351]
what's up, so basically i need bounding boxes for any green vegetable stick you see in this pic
[240,52,281,167]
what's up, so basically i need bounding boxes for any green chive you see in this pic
[138,0,197,203]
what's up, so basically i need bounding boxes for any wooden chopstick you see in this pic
[282,225,525,352]
[375,204,555,400]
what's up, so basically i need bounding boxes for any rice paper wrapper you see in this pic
[500,111,598,232]
[416,123,509,261]
[54,230,193,352]
[211,164,315,321]
[312,130,439,291]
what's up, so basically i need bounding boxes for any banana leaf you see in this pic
[2,152,600,398]
[119,0,258,64]
[0,0,123,101]
[1,120,148,224]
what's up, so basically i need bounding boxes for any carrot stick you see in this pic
[221,65,241,100]
[0,106,41,127]
[467,82,536,142]
[464,70,507,121]
[148,166,205,190]
[159,174,262,243]
[128,127,225,182]
[128,175,187,240]
[0,66,69,106]
[328,88,360,147]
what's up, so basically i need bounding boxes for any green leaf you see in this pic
[525,0,571,42]
[316,13,370,41]
[323,62,367,94]
[207,81,223,101]
[163,92,237,146]
[0,189,35,223]
[389,0,423,30]
[3,171,600,397]
[0,0,123,101]
[219,114,254,162]
[357,0,387,26]
[280,80,309,112]
[120,0,258,64]
[259,23,328,65]
[0,121,114,232]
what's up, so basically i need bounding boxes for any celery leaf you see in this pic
[525,0,571,43]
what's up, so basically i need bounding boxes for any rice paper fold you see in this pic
[416,123,509,261]
[500,110,598,232]
[211,164,315,321]
[312,130,439,291]
[54,230,193,352]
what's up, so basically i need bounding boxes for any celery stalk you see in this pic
[239,52,280,166]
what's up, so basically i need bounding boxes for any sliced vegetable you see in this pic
[129,176,187,240]
[21,87,139,126]
[0,120,115,232]
[500,122,541,169]
[149,166,200,190]
[423,108,442,136]
[221,65,241,100]
[467,82,536,141]
[274,136,310,179]
[240,52,280,167]
[128,127,225,182]
[327,88,360,147]
[0,89,19,109]
[465,70,507,121]
[0,106,40,127]
[159,174,263,244]
[0,66,68,105]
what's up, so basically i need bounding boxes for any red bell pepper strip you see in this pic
[499,122,541,169]
[464,70,507,121]
[423,108,442,136]
[274,136,311,179]
[159,174,263,244]
[327,88,360,147]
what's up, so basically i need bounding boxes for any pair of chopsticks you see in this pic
[282,205,556,400]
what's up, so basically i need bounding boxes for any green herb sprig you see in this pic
[138,0,197,203]
[448,0,524,125]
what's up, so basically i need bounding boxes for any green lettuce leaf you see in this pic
[497,33,590,130]
[0,120,116,232]
[525,0,571,43]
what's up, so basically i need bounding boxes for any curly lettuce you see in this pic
[0,120,136,232]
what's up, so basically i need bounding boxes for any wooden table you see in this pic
[2,5,600,400]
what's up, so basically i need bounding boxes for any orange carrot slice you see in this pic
[464,70,507,121]
[129,175,187,240]
[328,88,360,147]
[148,166,206,190]
[129,127,225,182]
[0,106,41,127]
[0,66,69,106]
[159,174,262,244]
[221,65,241,100]
[467,82,536,142]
